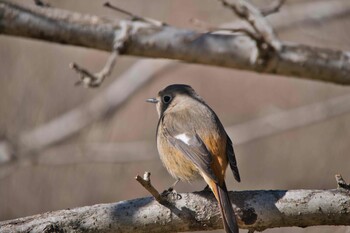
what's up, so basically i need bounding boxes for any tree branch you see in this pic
[1,1,350,84]
[0,188,349,233]
[261,0,286,16]
[218,0,281,52]
[135,172,163,203]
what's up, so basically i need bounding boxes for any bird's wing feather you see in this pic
[226,136,241,182]
[162,123,219,184]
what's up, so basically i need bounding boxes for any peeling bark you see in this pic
[1,189,349,232]
[0,1,350,84]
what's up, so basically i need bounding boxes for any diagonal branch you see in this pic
[0,188,349,233]
[1,0,350,84]
[135,172,163,203]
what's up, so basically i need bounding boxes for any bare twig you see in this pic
[70,21,130,88]
[218,0,281,52]
[135,172,163,203]
[70,51,117,88]
[335,174,350,190]
[104,2,165,27]
[70,3,166,88]
[261,0,286,16]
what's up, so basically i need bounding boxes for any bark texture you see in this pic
[0,1,350,84]
[1,189,349,232]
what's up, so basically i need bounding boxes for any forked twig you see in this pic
[70,21,130,88]
[217,0,281,52]
[70,3,165,88]
[70,51,118,88]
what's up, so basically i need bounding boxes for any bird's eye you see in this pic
[162,95,172,103]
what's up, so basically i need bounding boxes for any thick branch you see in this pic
[1,1,350,84]
[1,189,349,233]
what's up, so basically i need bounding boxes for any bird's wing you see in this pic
[162,120,219,184]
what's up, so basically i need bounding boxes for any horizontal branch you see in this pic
[1,189,349,233]
[1,1,350,84]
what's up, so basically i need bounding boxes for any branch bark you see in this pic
[1,189,349,233]
[1,1,350,84]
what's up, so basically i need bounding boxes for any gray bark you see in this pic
[0,1,350,84]
[1,189,349,233]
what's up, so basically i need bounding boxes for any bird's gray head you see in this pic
[146,84,203,117]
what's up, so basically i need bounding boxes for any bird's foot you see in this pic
[202,184,211,192]
[161,187,182,201]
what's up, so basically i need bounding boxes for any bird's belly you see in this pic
[157,140,201,182]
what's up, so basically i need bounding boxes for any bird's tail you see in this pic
[211,181,239,233]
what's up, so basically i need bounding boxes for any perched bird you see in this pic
[147,84,241,233]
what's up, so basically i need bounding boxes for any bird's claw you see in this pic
[161,188,182,201]
[202,184,211,192]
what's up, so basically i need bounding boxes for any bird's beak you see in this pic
[146,98,158,104]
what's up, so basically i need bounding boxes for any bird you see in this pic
[146,84,241,233]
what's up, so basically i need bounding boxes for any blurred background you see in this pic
[1,0,350,232]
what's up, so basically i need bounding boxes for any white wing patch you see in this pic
[175,133,191,145]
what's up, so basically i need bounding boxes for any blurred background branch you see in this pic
[2,92,350,174]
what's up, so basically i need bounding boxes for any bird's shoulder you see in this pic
[161,99,219,136]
